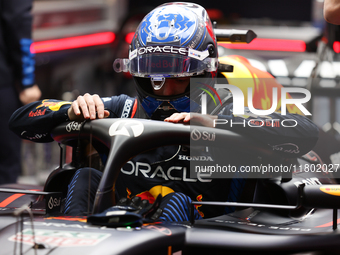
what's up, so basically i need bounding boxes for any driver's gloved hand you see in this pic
[87,195,162,228]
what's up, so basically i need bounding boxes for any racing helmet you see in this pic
[114,2,218,119]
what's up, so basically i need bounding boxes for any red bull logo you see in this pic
[126,185,174,204]
[126,187,157,204]
[36,99,71,111]
[136,191,156,204]
[29,109,46,117]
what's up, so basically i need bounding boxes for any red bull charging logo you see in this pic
[36,100,71,111]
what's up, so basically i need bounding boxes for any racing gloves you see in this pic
[87,195,163,227]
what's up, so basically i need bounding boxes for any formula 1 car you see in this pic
[2,27,340,254]
[0,118,340,255]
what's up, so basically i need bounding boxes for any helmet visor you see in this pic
[131,54,211,77]
[114,46,217,77]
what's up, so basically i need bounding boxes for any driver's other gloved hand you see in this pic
[117,195,163,220]
[87,195,162,228]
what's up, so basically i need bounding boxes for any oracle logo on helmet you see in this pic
[134,46,188,58]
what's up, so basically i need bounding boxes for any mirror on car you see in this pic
[302,185,340,209]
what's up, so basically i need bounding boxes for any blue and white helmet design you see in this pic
[114,2,218,118]
[139,5,197,46]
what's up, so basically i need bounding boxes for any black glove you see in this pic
[87,195,163,228]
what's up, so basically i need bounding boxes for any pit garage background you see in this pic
[19,0,340,184]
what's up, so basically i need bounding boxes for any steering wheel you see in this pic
[51,118,281,214]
